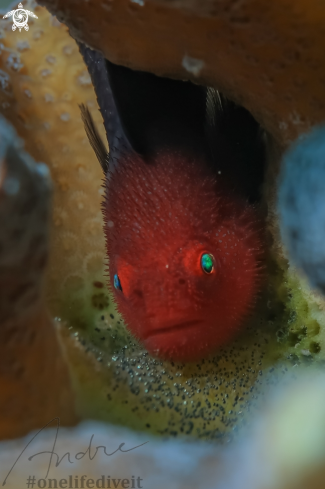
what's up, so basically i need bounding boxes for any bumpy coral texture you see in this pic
[39,0,325,146]
[1,1,325,441]
[106,151,263,361]
[0,1,107,316]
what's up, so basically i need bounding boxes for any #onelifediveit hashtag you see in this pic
[26,475,36,488]
[24,475,143,488]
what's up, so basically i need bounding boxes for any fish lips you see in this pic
[141,319,204,359]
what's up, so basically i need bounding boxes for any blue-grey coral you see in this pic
[278,126,325,293]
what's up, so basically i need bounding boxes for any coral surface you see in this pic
[0,0,325,445]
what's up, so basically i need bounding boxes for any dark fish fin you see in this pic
[79,103,109,174]
[77,43,132,165]
[205,86,266,203]
[105,60,207,159]
[79,40,265,202]
[205,87,224,165]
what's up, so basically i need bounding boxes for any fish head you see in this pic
[110,227,260,362]
[106,151,262,362]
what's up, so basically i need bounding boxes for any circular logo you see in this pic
[13,9,29,31]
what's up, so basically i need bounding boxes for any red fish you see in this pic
[103,150,262,362]
[79,48,264,362]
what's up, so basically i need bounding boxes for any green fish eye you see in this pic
[114,273,122,292]
[201,253,214,274]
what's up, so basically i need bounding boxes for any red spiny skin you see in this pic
[104,151,263,362]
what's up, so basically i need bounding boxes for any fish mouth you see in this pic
[143,319,202,340]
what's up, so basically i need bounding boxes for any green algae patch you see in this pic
[52,249,317,442]
[277,264,325,365]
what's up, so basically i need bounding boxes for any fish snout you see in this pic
[132,274,193,320]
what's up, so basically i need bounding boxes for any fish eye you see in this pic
[201,253,214,274]
[114,273,122,292]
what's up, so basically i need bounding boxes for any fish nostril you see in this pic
[134,288,143,299]
[178,278,186,285]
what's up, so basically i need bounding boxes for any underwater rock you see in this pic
[0,114,76,440]
[39,0,325,145]
[278,126,325,295]
[0,0,107,322]
[0,0,324,448]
